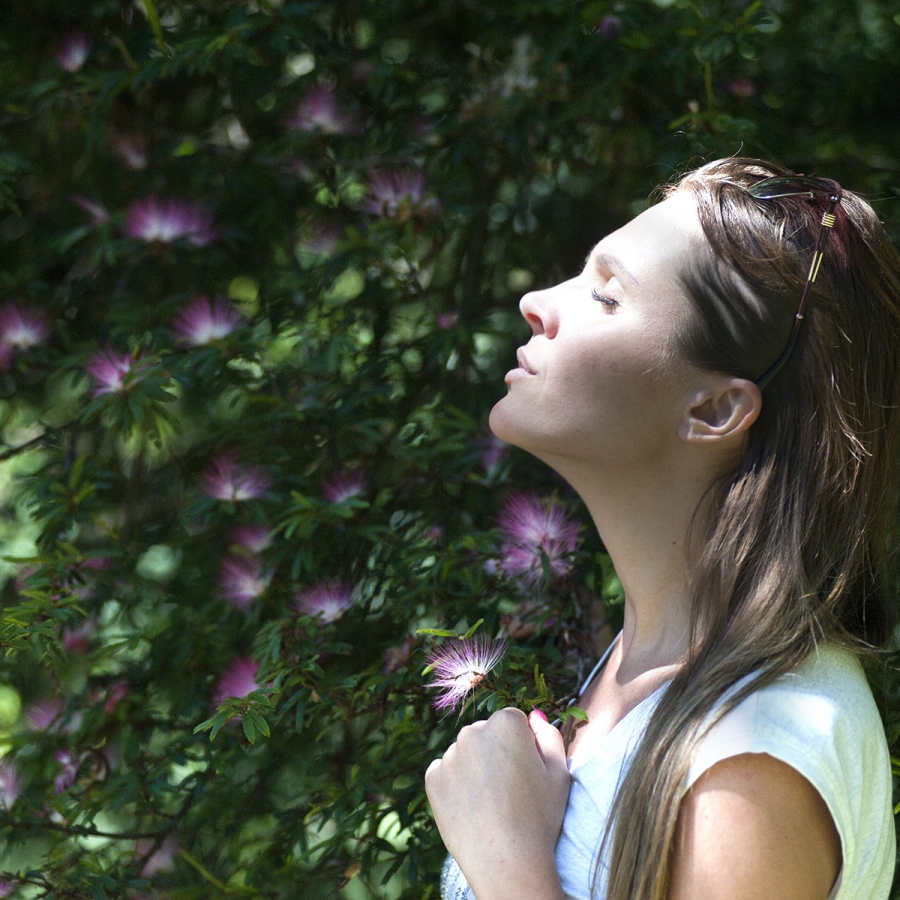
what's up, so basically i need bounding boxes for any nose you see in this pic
[519,288,559,339]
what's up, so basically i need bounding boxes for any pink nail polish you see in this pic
[531,707,548,722]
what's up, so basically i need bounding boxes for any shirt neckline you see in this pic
[567,633,672,771]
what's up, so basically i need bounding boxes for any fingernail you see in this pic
[531,707,548,722]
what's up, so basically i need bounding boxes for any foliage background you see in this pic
[1,0,899,897]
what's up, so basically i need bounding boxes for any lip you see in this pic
[505,348,536,385]
[515,348,536,375]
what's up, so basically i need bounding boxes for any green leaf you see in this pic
[414,628,458,638]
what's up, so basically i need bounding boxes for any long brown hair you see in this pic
[601,158,900,900]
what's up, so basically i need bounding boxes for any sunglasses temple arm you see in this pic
[755,197,840,391]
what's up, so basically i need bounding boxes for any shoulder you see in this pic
[683,645,895,900]
[689,645,888,788]
[670,752,841,900]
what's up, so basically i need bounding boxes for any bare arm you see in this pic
[669,752,842,900]
[424,708,570,900]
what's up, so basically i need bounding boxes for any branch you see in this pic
[2,816,166,840]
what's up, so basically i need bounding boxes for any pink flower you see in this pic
[139,835,178,876]
[295,222,341,264]
[481,435,509,476]
[25,698,64,732]
[201,456,270,502]
[286,84,359,135]
[212,657,261,708]
[57,32,90,72]
[728,79,758,99]
[217,555,271,608]
[72,195,110,225]
[363,170,438,221]
[61,619,95,654]
[171,296,243,346]
[497,493,581,586]
[85,348,146,396]
[231,524,271,553]
[435,312,457,330]
[0,761,23,810]
[425,636,507,713]
[322,471,366,503]
[294,582,354,623]
[101,681,129,716]
[54,749,81,794]
[0,303,49,371]
[597,15,622,40]
[110,131,148,170]
[384,636,416,673]
[0,880,14,897]
[124,196,216,247]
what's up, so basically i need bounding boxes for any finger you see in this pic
[528,709,567,770]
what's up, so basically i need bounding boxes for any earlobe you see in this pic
[679,380,762,443]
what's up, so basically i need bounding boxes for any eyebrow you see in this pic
[589,251,640,287]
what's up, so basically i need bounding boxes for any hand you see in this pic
[425,708,570,900]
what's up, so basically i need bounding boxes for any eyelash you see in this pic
[591,288,619,309]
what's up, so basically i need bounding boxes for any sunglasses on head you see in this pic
[746,175,843,390]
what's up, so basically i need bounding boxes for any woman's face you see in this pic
[489,191,707,471]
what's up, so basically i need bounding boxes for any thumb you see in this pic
[528,709,566,771]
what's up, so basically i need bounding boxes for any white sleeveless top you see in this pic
[440,639,895,900]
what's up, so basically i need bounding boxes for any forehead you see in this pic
[588,191,701,283]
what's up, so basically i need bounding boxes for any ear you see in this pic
[678,379,762,443]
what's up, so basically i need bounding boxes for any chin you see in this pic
[489,400,545,458]
[488,398,516,444]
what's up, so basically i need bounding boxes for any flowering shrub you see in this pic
[0,1,898,898]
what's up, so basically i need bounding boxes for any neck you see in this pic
[542,450,719,679]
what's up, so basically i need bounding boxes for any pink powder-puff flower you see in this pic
[212,656,261,708]
[322,471,366,503]
[217,555,271,608]
[101,681,129,716]
[201,456,270,502]
[295,222,341,265]
[286,84,359,135]
[425,635,508,713]
[294,581,354,624]
[384,636,416,673]
[481,435,509,476]
[0,761,23,810]
[435,312,457,330]
[25,698,64,732]
[231,524,271,553]
[497,493,581,586]
[54,749,81,794]
[728,79,758,99]
[110,130,148,170]
[124,196,216,247]
[57,32,90,72]
[0,303,49,371]
[363,170,439,221]
[72,195,110,225]
[171,296,243,346]
[138,835,179,876]
[85,348,146,396]
[597,14,623,40]
[61,619,95,654]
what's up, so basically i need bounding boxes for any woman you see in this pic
[425,158,899,900]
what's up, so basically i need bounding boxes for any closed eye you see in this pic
[591,288,619,309]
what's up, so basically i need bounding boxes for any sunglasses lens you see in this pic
[749,176,834,201]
